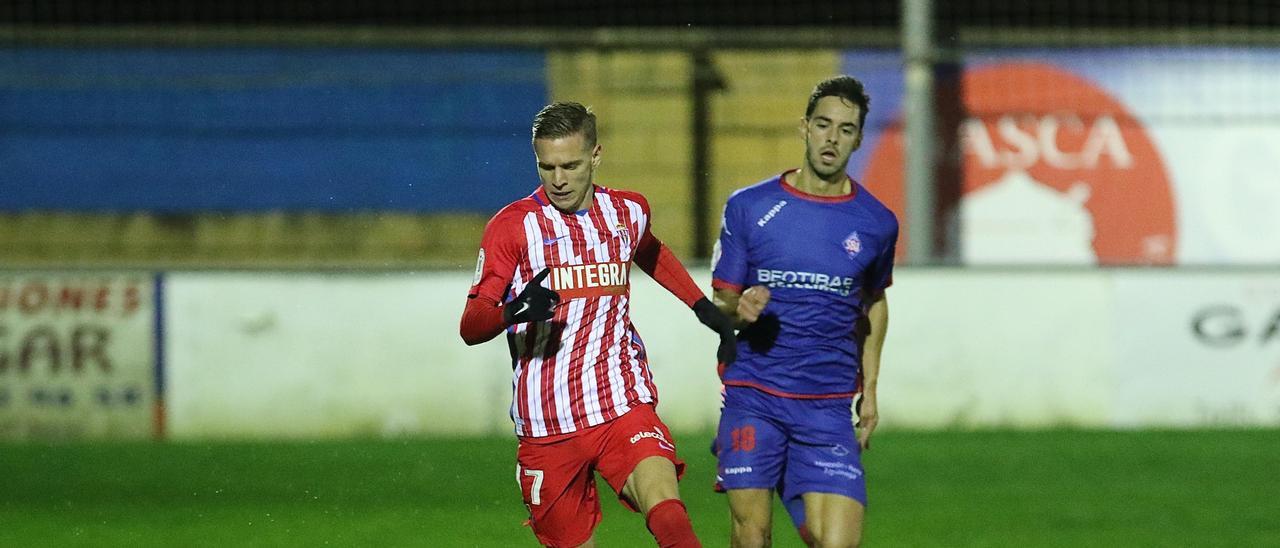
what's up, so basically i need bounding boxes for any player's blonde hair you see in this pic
[532,101,597,148]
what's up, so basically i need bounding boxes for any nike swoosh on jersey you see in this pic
[543,235,568,245]
[513,302,530,316]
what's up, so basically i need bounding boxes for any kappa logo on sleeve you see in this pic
[756,200,788,227]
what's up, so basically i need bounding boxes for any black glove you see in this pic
[692,297,737,365]
[503,268,560,324]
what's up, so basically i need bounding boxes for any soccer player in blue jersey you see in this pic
[710,75,898,547]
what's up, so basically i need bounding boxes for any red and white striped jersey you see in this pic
[468,185,660,438]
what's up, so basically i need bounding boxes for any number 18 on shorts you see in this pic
[714,387,867,506]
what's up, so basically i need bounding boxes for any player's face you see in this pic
[534,131,601,213]
[802,95,863,180]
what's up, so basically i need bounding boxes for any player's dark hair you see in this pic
[805,75,870,128]
[532,101,597,148]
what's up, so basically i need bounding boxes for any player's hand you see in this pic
[503,268,560,324]
[738,285,770,324]
[856,393,879,450]
[693,297,737,365]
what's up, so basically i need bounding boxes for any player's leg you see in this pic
[595,404,700,547]
[799,492,864,548]
[619,455,680,510]
[777,482,815,547]
[783,397,867,548]
[622,455,700,547]
[715,387,789,548]
[517,437,603,547]
[726,488,773,547]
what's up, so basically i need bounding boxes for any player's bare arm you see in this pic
[858,290,888,450]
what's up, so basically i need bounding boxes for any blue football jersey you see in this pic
[712,170,899,398]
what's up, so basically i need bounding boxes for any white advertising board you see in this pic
[166,272,508,438]
[159,268,1280,438]
[880,270,1115,428]
[163,271,725,439]
[1111,271,1280,427]
[0,273,157,440]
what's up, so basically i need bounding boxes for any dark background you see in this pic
[3,0,1277,28]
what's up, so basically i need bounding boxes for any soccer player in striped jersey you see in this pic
[710,76,899,547]
[460,102,736,548]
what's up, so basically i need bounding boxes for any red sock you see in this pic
[797,524,816,547]
[645,499,700,548]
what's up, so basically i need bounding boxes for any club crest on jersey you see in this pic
[612,223,631,246]
[843,231,863,258]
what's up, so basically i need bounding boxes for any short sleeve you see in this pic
[864,221,898,294]
[468,209,525,303]
[711,195,750,293]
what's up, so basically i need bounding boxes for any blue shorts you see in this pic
[714,385,866,528]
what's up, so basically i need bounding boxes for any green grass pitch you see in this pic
[2,430,1278,546]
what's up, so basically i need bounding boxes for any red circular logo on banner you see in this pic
[863,62,1177,264]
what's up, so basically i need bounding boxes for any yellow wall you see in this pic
[0,212,487,269]
[550,49,840,257]
[547,51,693,255]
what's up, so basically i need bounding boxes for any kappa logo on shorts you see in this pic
[831,444,850,456]
[629,427,674,452]
[721,466,753,475]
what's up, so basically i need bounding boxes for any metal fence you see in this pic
[2,1,1278,267]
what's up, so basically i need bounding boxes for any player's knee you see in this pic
[624,461,681,512]
[807,526,860,548]
[731,517,772,547]
[732,522,768,548]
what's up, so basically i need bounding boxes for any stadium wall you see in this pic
[158,268,1280,437]
[0,273,158,439]
[9,269,1277,440]
[5,267,1274,437]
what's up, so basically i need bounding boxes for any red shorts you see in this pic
[515,404,686,547]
